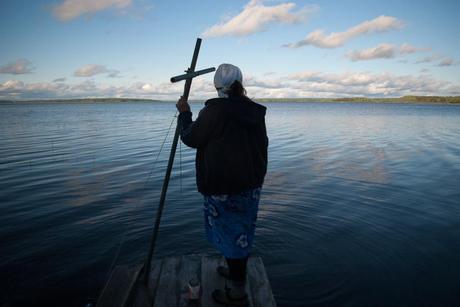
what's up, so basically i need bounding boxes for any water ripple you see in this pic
[1,102,460,306]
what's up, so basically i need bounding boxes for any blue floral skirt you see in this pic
[203,188,261,258]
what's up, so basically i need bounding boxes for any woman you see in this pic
[176,63,268,306]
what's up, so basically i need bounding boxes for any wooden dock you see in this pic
[97,255,276,307]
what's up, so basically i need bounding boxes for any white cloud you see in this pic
[399,43,430,54]
[53,0,132,21]
[0,79,69,99]
[245,74,284,89]
[347,43,396,61]
[284,70,459,96]
[107,70,121,78]
[414,55,441,64]
[74,64,107,77]
[1,80,24,90]
[245,71,460,98]
[74,64,120,77]
[346,43,432,62]
[284,15,404,48]
[202,0,318,38]
[2,70,459,100]
[414,54,456,67]
[438,57,454,67]
[0,59,35,74]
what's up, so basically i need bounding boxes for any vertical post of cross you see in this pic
[141,38,215,285]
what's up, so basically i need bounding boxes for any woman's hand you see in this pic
[176,96,191,113]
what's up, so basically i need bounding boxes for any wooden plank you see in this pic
[97,264,143,307]
[245,270,255,307]
[129,283,151,307]
[200,256,226,307]
[247,257,277,307]
[178,255,201,307]
[153,256,181,307]
[98,255,276,307]
[131,259,163,307]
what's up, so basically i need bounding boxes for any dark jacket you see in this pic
[178,96,268,195]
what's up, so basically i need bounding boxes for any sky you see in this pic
[0,0,459,100]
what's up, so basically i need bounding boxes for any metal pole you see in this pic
[142,38,202,284]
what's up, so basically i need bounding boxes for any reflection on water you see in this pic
[1,102,460,306]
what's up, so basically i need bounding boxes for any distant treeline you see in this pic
[1,96,460,104]
[255,96,460,103]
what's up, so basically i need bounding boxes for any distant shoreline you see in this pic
[1,96,459,104]
[256,96,460,104]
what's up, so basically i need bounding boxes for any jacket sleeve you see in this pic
[178,105,218,149]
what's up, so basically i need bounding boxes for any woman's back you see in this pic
[176,63,267,306]
[192,96,268,195]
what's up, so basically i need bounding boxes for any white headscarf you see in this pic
[213,64,243,98]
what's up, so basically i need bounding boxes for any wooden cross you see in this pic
[142,38,215,284]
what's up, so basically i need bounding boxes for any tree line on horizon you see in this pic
[1,96,460,104]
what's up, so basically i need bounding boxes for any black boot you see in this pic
[212,280,248,307]
[216,265,230,279]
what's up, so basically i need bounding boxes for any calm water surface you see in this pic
[1,102,459,306]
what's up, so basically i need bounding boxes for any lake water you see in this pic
[1,101,459,306]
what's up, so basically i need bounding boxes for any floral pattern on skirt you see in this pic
[203,188,261,258]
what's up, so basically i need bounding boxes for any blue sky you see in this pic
[0,0,459,100]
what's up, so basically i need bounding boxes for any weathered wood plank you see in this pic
[129,282,151,307]
[200,256,226,307]
[153,256,181,307]
[178,254,201,307]
[99,255,276,307]
[247,257,276,307]
[97,264,143,307]
[131,259,163,307]
[245,271,255,307]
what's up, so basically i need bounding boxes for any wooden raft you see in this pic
[97,255,276,307]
